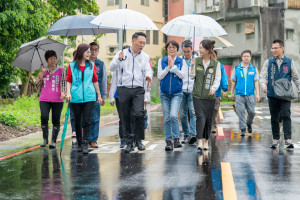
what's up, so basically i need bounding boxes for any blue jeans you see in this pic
[160,92,183,141]
[180,92,196,137]
[89,102,100,143]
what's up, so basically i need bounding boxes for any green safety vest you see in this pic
[192,57,218,100]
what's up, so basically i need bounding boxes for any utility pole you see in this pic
[118,0,123,50]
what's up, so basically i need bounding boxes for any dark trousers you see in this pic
[268,97,291,140]
[40,101,64,130]
[193,98,215,140]
[70,101,95,145]
[118,87,145,143]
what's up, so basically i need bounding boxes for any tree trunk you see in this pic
[23,72,31,96]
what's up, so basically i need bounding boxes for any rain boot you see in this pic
[49,127,60,149]
[40,124,49,147]
[82,139,89,154]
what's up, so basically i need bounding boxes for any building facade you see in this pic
[90,0,165,69]
[194,0,300,98]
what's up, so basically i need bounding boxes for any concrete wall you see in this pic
[285,9,300,74]
[261,7,285,61]
[184,0,195,14]
[84,0,166,69]
[167,0,185,44]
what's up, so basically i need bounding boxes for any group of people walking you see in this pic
[37,32,300,154]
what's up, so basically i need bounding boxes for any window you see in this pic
[236,23,242,33]
[246,32,255,40]
[107,0,119,6]
[117,30,126,43]
[141,0,149,6]
[146,30,151,44]
[153,30,159,45]
[286,29,294,40]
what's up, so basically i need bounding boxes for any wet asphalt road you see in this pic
[1,103,300,200]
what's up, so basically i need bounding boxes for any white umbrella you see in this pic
[90,8,158,30]
[12,37,66,72]
[47,14,116,36]
[161,14,227,38]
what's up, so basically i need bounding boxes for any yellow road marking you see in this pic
[219,106,224,119]
[221,162,238,200]
[217,127,224,136]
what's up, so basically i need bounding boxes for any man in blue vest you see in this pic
[231,50,260,136]
[89,42,107,148]
[260,39,300,149]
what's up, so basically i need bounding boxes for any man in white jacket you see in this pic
[110,32,153,153]
[180,40,197,144]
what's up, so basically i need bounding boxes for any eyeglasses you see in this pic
[167,46,176,50]
[138,41,146,46]
[183,50,191,54]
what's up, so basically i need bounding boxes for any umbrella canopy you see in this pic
[161,14,227,38]
[190,36,234,51]
[47,14,116,36]
[90,8,158,30]
[12,37,66,72]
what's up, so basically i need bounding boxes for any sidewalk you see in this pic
[0,113,120,158]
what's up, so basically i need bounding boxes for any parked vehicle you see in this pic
[1,83,20,99]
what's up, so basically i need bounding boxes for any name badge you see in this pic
[248,72,254,75]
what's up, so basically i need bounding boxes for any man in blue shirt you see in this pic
[89,42,107,148]
[231,50,260,136]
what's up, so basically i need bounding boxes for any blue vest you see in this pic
[215,64,228,97]
[70,61,96,103]
[267,56,292,97]
[160,56,183,95]
[234,63,257,95]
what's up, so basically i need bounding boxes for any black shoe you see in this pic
[136,140,145,151]
[82,141,89,154]
[188,135,197,145]
[174,138,182,148]
[247,124,252,133]
[285,140,294,149]
[165,141,173,151]
[124,142,135,153]
[40,139,48,147]
[49,142,56,149]
[240,129,246,137]
[270,140,279,149]
[181,136,189,144]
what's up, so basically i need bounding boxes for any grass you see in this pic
[0,94,116,128]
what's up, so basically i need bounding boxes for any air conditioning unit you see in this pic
[251,0,260,7]
[106,45,118,55]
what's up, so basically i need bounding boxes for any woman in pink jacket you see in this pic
[36,50,66,148]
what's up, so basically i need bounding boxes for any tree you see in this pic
[0,0,99,93]
[0,0,52,92]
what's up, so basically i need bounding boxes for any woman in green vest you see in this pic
[190,40,221,152]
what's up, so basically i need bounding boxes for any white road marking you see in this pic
[146,144,158,151]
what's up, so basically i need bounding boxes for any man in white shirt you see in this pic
[110,32,153,153]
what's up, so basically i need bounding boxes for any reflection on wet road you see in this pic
[1,103,300,199]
